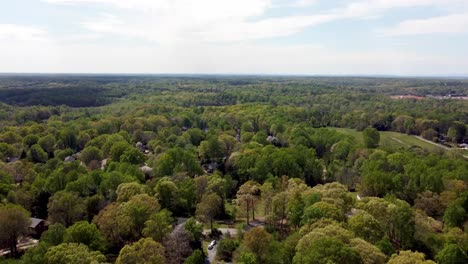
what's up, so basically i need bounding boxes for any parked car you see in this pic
[208,240,217,250]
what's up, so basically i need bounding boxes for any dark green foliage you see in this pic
[217,239,239,261]
[0,75,466,263]
[28,144,48,163]
[363,127,380,148]
[435,244,468,264]
[184,249,205,264]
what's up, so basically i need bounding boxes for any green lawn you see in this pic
[331,127,446,152]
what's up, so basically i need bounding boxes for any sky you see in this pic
[1,0,468,75]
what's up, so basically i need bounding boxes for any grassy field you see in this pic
[331,127,446,152]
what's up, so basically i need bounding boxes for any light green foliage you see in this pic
[302,201,344,223]
[116,182,149,203]
[143,209,173,242]
[110,141,132,162]
[184,217,204,242]
[44,243,106,264]
[387,250,435,264]
[350,238,387,264]
[294,236,362,264]
[153,147,203,176]
[348,211,384,243]
[116,238,166,264]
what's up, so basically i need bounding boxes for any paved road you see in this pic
[207,242,218,264]
[414,136,450,150]
[414,136,468,159]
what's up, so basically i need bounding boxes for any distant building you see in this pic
[29,218,47,239]
[140,165,153,178]
[64,156,75,162]
[6,157,19,163]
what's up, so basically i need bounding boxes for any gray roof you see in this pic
[30,217,45,228]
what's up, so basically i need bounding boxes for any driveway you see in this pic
[204,228,237,263]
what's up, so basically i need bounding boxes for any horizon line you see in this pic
[1,72,468,79]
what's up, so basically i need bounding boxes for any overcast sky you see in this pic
[1,0,468,75]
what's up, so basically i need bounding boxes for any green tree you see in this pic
[293,236,362,264]
[116,182,149,203]
[47,191,86,227]
[302,201,344,224]
[198,137,224,161]
[143,209,173,242]
[80,146,103,166]
[387,250,435,264]
[443,202,466,228]
[40,223,66,246]
[350,238,387,264]
[184,249,205,264]
[44,243,106,264]
[28,144,48,163]
[237,252,257,264]
[120,194,161,237]
[241,227,272,263]
[217,239,239,261]
[362,127,380,148]
[23,134,39,147]
[196,193,222,232]
[116,237,166,264]
[435,243,468,264]
[348,211,384,243]
[38,135,56,154]
[120,147,145,165]
[110,141,131,162]
[0,143,15,160]
[64,221,107,251]
[236,181,260,225]
[59,129,78,149]
[184,217,204,242]
[0,204,31,256]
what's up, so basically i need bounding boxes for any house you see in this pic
[64,156,75,162]
[6,157,19,163]
[140,165,153,178]
[29,218,47,239]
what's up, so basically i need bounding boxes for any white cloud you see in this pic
[43,0,468,44]
[382,13,468,36]
[0,24,48,41]
[336,0,468,19]
[1,40,466,75]
[71,0,338,44]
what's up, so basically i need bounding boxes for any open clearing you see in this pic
[331,127,448,152]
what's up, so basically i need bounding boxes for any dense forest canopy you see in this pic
[0,75,467,264]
